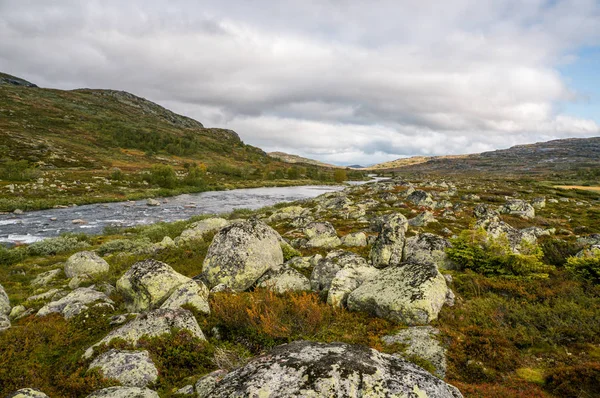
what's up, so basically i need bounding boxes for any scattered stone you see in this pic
[382,326,447,378]
[72,219,86,224]
[500,199,535,219]
[64,251,110,279]
[303,221,341,248]
[13,208,23,214]
[89,349,158,387]
[203,341,463,397]
[26,288,65,303]
[327,263,379,308]
[341,231,368,247]
[6,388,50,398]
[160,279,211,315]
[146,198,160,206]
[408,211,437,227]
[256,264,311,293]
[31,268,62,287]
[9,305,31,320]
[84,308,205,359]
[117,259,191,312]
[177,217,229,243]
[407,190,437,208]
[311,250,368,296]
[201,219,284,291]
[37,287,114,319]
[0,283,10,315]
[347,262,454,325]
[267,206,307,222]
[532,197,546,209]
[286,254,322,270]
[370,213,408,268]
[0,313,10,332]
[86,387,159,398]
[404,233,455,270]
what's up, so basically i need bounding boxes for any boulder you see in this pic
[201,219,284,291]
[89,349,158,387]
[347,262,454,325]
[369,213,409,268]
[203,341,463,397]
[84,308,205,359]
[327,264,379,308]
[382,326,447,378]
[116,259,191,312]
[500,199,535,219]
[407,190,436,208]
[86,387,159,398]
[195,369,228,398]
[64,251,109,279]
[268,206,307,222]
[341,231,368,247]
[286,254,322,270]
[408,211,437,227]
[31,269,62,287]
[403,233,454,270]
[146,198,160,206]
[0,283,10,315]
[473,204,498,220]
[0,313,10,332]
[6,389,50,398]
[256,265,311,293]
[177,217,229,243]
[36,287,114,319]
[303,221,341,248]
[311,250,368,295]
[532,197,546,209]
[160,279,210,315]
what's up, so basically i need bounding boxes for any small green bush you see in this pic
[0,159,40,181]
[281,243,301,261]
[28,235,91,256]
[565,248,600,284]
[96,238,152,256]
[144,164,178,189]
[0,245,26,266]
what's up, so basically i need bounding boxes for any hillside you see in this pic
[372,137,600,180]
[0,74,356,211]
[268,151,339,168]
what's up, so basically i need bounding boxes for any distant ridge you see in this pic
[268,151,339,168]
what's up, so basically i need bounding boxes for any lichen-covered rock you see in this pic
[64,251,109,279]
[407,190,436,208]
[369,213,409,268]
[196,369,228,398]
[146,198,160,207]
[0,313,10,332]
[404,233,454,270]
[347,262,454,325]
[473,204,499,220]
[286,254,322,270]
[84,308,205,359]
[485,220,535,253]
[31,268,63,288]
[89,349,158,387]
[0,283,10,315]
[6,388,50,398]
[86,387,159,398]
[408,211,437,227]
[37,287,114,319]
[204,341,463,397]
[382,326,447,378]
[341,231,368,247]
[532,197,546,209]
[500,199,535,219]
[327,264,379,308]
[177,217,229,243]
[201,219,284,292]
[268,206,307,222]
[256,265,311,293]
[160,279,210,314]
[303,221,341,248]
[117,259,191,312]
[311,250,368,295]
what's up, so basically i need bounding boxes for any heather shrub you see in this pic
[96,238,152,256]
[28,235,90,256]
[565,248,600,284]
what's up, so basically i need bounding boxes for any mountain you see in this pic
[268,151,339,168]
[0,74,350,211]
[370,137,600,179]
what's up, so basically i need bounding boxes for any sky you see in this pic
[0,0,599,166]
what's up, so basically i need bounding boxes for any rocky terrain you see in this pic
[1,176,599,397]
[267,151,340,168]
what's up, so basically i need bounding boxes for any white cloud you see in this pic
[0,0,599,165]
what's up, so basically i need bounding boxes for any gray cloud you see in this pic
[1,0,599,165]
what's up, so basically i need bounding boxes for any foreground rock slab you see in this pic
[89,349,158,387]
[347,262,454,325]
[37,287,113,319]
[7,389,50,398]
[86,387,159,398]
[202,340,463,397]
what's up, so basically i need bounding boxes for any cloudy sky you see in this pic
[1,0,599,165]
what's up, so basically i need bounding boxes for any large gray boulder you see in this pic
[382,326,447,378]
[203,341,463,397]
[327,264,379,308]
[64,251,109,279]
[84,308,205,359]
[408,211,437,227]
[86,387,159,398]
[347,262,454,325]
[177,217,229,243]
[89,349,158,387]
[201,219,284,291]
[256,264,311,293]
[369,213,409,268]
[403,233,454,270]
[407,190,436,208]
[303,221,341,248]
[341,231,368,247]
[310,250,368,296]
[0,283,10,315]
[500,199,535,219]
[116,259,191,312]
[6,389,50,398]
[196,370,228,398]
[160,279,210,315]
[37,287,114,319]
